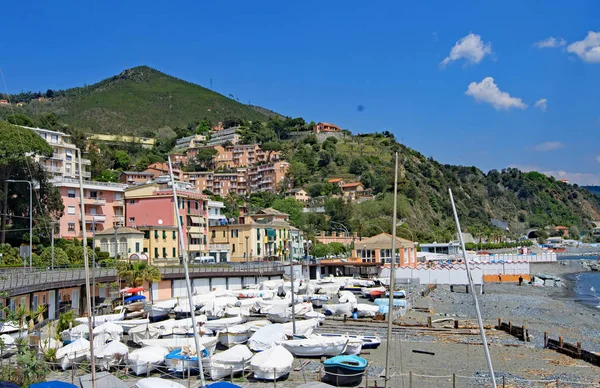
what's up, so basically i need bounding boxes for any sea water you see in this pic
[573,271,600,309]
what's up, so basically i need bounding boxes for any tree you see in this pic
[7,113,34,127]
[261,141,282,163]
[311,242,332,258]
[112,150,131,170]
[38,112,59,130]
[271,198,304,226]
[39,247,69,267]
[0,123,54,244]
[189,148,218,171]
[349,158,368,175]
[116,261,161,302]
[288,161,311,187]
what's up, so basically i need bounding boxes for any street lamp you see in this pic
[330,221,350,251]
[7,179,32,269]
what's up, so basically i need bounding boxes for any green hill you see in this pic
[583,186,600,196]
[0,66,271,135]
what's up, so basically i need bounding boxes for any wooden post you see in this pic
[146,362,150,377]
[427,316,432,328]
[577,342,582,358]
[544,332,549,348]
[502,375,505,388]
[409,371,412,388]
[559,336,563,348]
[452,373,456,388]
[522,325,527,341]
[274,368,277,387]
[556,377,560,387]
[497,317,502,328]
[454,319,459,329]
[508,321,512,334]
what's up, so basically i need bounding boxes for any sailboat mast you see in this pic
[77,149,96,388]
[449,188,497,388]
[168,157,206,388]
[384,152,398,388]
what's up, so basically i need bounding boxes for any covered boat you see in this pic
[248,324,286,352]
[111,318,149,333]
[361,286,385,299]
[148,299,178,321]
[208,344,253,380]
[282,336,348,357]
[282,318,320,337]
[80,371,128,388]
[75,311,124,327]
[140,336,218,354]
[217,324,251,347]
[250,345,294,380]
[128,346,169,375]
[338,291,357,304]
[322,355,367,386]
[164,346,207,374]
[318,333,381,349]
[30,382,77,388]
[60,324,89,344]
[355,303,380,318]
[56,338,90,370]
[203,316,246,331]
[0,334,17,357]
[134,378,186,388]
[246,319,271,332]
[89,341,129,370]
[92,321,124,342]
[0,321,26,339]
[310,294,328,308]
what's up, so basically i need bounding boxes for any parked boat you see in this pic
[111,318,149,333]
[246,319,271,332]
[318,333,381,349]
[92,321,124,342]
[56,338,90,370]
[75,311,124,327]
[368,289,386,301]
[0,334,17,357]
[217,324,250,347]
[310,295,328,308]
[30,381,77,388]
[385,290,406,298]
[250,345,294,380]
[140,336,218,354]
[322,355,368,386]
[80,371,128,388]
[248,324,286,352]
[282,336,348,357]
[60,324,89,345]
[128,346,169,375]
[343,339,363,355]
[282,318,320,337]
[134,378,186,388]
[0,321,26,339]
[89,341,129,370]
[206,383,241,388]
[164,346,209,374]
[203,316,246,332]
[208,344,253,380]
[361,286,385,299]
[147,299,178,322]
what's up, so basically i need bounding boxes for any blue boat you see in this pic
[322,355,368,386]
[125,295,146,303]
[165,348,209,374]
[374,298,407,307]
[385,290,406,298]
[206,383,242,388]
[30,382,78,388]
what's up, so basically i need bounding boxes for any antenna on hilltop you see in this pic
[210,78,213,90]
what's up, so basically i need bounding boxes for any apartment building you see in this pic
[183,170,247,196]
[144,162,182,179]
[26,126,91,179]
[209,208,292,262]
[52,177,127,238]
[120,171,154,185]
[211,144,280,170]
[175,134,206,149]
[138,225,181,265]
[290,227,305,261]
[93,226,144,260]
[208,200,227,226]
[286,188,310,203]
[124,181,209,260]
[246,161,290,193]
[207,126,241,146]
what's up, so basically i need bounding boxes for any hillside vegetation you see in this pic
[0,66,270,135]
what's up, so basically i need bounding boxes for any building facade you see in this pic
[351,233,418,268]
[286,189,310,203]
[93,227,144,259]
[124,182,209,260]
[120,171,154,185]
[53,177,127,238]
[246,161,290,193]
[289,227,305,261]
[207,126,241,146]
[27,126,91,179]
[138,225,181,265]
[208,200,227,226]
[313,122,342,133]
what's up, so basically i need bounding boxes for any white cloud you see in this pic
[509,164,600,185]
[567,31,600,63]
[533,37,566,48]
[441,33,492,67]
[533,141,563,152]
[534,98,547,112]
[465,77,527,110]
[595,155,600,164]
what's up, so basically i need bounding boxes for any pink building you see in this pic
[53,177,127,238]
[125,182,210,259]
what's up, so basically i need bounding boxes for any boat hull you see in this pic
[218,332,250,347]
[323,365,365,386]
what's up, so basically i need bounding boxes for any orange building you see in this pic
[246,161,290,193]
[313,122,342,133]
[351,233,418,268]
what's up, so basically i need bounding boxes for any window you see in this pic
[172,231,176,239]
[154,247,159,258]
[135,242,140,252]
[115,193,122,200]
[129,217,135,224]
[211,230,216,239]
[222,230,226,238]
[129,199,135,204]
[143,230,150,239]
[143,247,148,253]
[68,189,75,198]
[154,230,159,238]
[162,247,167,257]
[195,201,199,210]
[42,294,46,305]
[172,247,176,257]
[203,235,206,244]
[232,244,236,253]
[162,230,167,239]
[89,191,98,198]
[65,149,72,161]
[68,223,75,232]
[66,163,71,173]
[101,238,108,251]
[67,206,75,215]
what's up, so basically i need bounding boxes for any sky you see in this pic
[0,1,599,184]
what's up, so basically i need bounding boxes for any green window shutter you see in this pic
[173,247,176,257]
[154,230,158,239]
[203,236,207,245]
[173,231,176,239]
[162,247,167,257]
[203,202,206,211]
[162,230,167,239]
[257,243,261,255]
[143,230,149,239]
[195,201,199,210]
[179,216,183,226]
[154,247,158,258]
[135,242,140,252]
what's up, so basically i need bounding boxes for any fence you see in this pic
[544,332,600,367]
[495,318,530,342]
[476,252,557,263]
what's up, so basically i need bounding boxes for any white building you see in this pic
[208,200,227,226]
[207,126,241,146]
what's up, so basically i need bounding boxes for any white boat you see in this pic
[267,302,314,323]
[361,286,385,299]
[89,341,129,370]
[0,334,17,357]
[248,324,286,352]
[61,324,90,344]
[129,322,164,345]
[0,321,27,339]
[317,333,381,349]
[252,298,290,314]
[92,321,124,342]
[208,344,253,380]
[56,337,90,370]
[282,318,320,337]
[247,319,272,332]
[111,318,150,333]
[128,346,169,375]
[343,338,363,355]
[148,299,178,321]
[135,378,186,388]
[203,316,246,332]
[140,336,218,355]
[310,294,328,308]
[217,324,250,347]
[200,296,239,318]
[75,311,124,327]
[282,336,348,357]
[237,289,274,299]
[251,345,294,380]
[164,346,205,373]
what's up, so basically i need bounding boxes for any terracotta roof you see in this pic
[342,182,362,188]
[357,233,415,248]
[328,178,343,183]
[253,208,288,216]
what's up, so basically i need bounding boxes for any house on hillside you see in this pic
[351,233,418,267]
[120,171,154,185]
[313,122,341,133]
[341,182,365,201]
[327,178,345,187]
[251,208,290,223]
[0,99,9,105]
[286,188,310,203]
[554,226,569,237]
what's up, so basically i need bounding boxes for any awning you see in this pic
[190,233,201,239]
[266,228,276,237]
[189,216,201,224]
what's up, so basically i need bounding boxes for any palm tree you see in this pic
[116,261,161,303]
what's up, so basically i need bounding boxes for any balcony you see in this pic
[188,244,202,252]
[44,165,62,173]
[80,197,106,206]
[50,153,64,160]
[209,244,230,251]
[81,159,91,166]
[113,216,124,224]
[112,199,124,207]
[84,214,106,222]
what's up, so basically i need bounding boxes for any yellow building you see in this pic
[209,208,292,262]
[93,226,144,259]
[138,225,181,266]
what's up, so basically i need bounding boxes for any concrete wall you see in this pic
[475,253,557,263]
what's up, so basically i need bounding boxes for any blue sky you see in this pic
[1,1,598,184]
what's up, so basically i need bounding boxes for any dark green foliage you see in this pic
[271,198,304,226]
